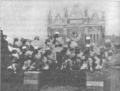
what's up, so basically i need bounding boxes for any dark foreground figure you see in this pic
[1,70,86,91]
[39,70,86,88]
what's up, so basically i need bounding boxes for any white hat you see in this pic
[22,46,27,49]
[12,53,19,59]
[105,39,111,43]
[86,36,90,40]
[46,47,50,50]
[66,38,70,42]
[86,44,91,47]
[34,46,38,49]
[55,32,59,34]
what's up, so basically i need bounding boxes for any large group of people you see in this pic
[1,30,114,74]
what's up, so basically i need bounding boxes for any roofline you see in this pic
[48,23,105,28]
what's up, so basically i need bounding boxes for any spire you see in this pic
[84,7,90,24]
[84,7,88,17]
[64,7,68,18]
[48,10,52,25]
[90,12,99,24]
[101,11,105,22]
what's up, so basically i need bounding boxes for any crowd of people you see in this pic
[1,30,114,74]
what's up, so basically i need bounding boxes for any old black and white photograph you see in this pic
[1,0,120,91]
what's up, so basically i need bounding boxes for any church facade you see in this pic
[47,6,105,48]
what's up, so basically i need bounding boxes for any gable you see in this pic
[53,13,63,25]
[90,12,100,24]
[48,11,52,24]
[70,7,83,19]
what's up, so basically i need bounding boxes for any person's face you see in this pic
[86,47,90,50]
[67,41,70,45]
[34,37,39,40]
[12,57,17,62]
[4,35,7,39]
[55,42,59,46]
[47,41,51,45]
[48,54,53,59]
[55,34,59,38]
[15,38,18,42]
[22,49,27,54]
[34,49,38,53]
[36,38,39,40]
[71,51,75,57]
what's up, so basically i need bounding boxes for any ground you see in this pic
[1,71,102,91]
[1,82,86,91]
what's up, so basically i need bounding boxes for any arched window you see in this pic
[92,34,93,42]
[94,34,95,42]
[97,34,99,42]
[90,34,92,42]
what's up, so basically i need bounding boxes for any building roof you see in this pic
[69,6,83,19]
[90,12,99,24]
[53,13,63,25]
[48,6,105,25]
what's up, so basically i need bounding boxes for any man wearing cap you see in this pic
[53,32,64,46]
[18,46,28,69]
[7,49,20,74]
[44,37,54,50]
[104,39,115,61]
[30,46,42,71]
[40,48,54,70]
[80,44,91,70]
[13,38,22,48]
[66,38,71,48]
[69,40,78,49]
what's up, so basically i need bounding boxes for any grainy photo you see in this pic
[1,0,120,91]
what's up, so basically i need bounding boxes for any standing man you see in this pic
[31,36,44,49]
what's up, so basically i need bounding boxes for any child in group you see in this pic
[40,49,56,71]
[29,46,42,71]
[22,55,32,71]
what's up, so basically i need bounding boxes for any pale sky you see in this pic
[0,0,120,42]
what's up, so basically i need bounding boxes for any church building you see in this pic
[47,6,105,48]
